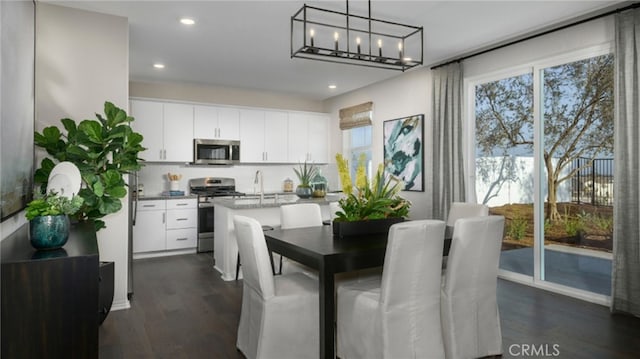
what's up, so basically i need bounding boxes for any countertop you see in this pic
[213,193,342,210]
[136,194,198,201]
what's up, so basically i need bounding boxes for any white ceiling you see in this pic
[48,0,625,101]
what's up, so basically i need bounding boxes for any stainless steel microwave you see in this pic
[193,139,240,165]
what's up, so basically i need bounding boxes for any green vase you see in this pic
[29,215,70,250]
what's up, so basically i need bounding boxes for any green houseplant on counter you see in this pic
[333,153,411,238]
[33,101,145,231]
[25,191,84,250]
[293,161,318,199]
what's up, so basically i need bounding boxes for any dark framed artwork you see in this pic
[1,0,35,221]
[383,114,424,191]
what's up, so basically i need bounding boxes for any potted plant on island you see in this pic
[33,101,145,232]
[333,153,411,238]
[293,161,318,199]
[25,191,84,250]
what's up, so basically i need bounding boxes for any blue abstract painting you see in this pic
[383,114,423,191]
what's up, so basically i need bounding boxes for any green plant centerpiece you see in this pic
[333,153,411,238]
[25,191,84,250]
[33,101,145,232]
[293,161,318,199]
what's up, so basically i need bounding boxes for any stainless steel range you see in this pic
[189,177,244,253]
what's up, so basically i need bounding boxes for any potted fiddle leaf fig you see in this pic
[333,153,411,238]
[33,101,145,232]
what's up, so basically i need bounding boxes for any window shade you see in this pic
[339,101,373,130]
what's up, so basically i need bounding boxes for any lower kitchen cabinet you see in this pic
[133,198,197,256]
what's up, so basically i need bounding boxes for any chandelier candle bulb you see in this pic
[334,32,339,52]
[398,42,403,59]
[356,37,361,54]
[378,38,383,57]
[310,28,315,47]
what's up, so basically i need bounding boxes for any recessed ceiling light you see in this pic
[180,17,195,25]
[153,63,165,69]
[328,84,337,89]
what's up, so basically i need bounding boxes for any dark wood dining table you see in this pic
[263,225,389,359]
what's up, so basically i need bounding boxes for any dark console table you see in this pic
[1,221,99,358]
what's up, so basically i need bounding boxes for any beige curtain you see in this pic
[612,8,640,317]
[431,63,466,220]
[339,102,373,130]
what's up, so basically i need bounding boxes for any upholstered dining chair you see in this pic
[336,220,447,359]
[446,202,490,236]
[278,203,323,275]
[233,215,319,359]
[441,215,505,359]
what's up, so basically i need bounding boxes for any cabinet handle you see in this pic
[159,149,163,159]
[163,213,166,224]
[143,204,156,208]
[164,149,167,159]
[176,218,188,221]
[176,237,188,241]
[265,152,268,161]
[176,203,188,206]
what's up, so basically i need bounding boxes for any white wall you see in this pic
[130,81,324,112]
[323,68,434,220]
[36,3,130,310]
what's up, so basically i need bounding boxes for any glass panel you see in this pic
[347,125,373,183]
[541,54,614,296]
[475,72,534,277]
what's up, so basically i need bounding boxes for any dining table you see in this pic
[263,224,453,359]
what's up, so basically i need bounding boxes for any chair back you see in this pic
[441,215,505,358]
[446,202,489,227]
[379,220,446,357]
[233,215,275,299]
[280,203,323,229]
[443,215,504,292]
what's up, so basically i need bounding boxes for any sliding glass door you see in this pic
[470,46,614,300]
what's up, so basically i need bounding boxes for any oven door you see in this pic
[197,203,214,253]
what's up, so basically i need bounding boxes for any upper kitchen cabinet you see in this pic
[288,112,329,164]
[239,109,288,163]
[194,105,240,140]
[130,99,194,162]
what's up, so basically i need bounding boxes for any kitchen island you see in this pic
[213,194,340,280]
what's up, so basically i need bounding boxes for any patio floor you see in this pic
[499,245,612,296]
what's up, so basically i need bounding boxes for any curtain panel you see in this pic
[431,63,466,220]
[612,8,640,317]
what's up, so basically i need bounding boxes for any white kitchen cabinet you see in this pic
[130,100,164,162]
[130,99,194,162]
[194,105,240,140]
[165,198,197,250]
[163,103,194,162]
[133,200,166,253]
[288,112,329,163]
[239,109,288,163]
[133,198,197,255]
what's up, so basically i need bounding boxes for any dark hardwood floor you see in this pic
[99,253,640,358]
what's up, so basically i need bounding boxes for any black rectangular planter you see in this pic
[332,217,404,238]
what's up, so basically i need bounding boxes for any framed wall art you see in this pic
[1,0,35,221]
[383,114,424,192]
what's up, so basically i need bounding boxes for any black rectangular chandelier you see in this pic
[291,0,423,71]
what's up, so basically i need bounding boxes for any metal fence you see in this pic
[570,157,614,206]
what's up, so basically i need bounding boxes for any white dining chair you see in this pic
[279,203,323,275]
[336,220,447,359]
[446,202,489,235]
[441,215,505,359]
[233,215,319,359]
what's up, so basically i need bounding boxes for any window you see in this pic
[344,125,372,182]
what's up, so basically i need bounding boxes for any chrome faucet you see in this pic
[254,170,264,203]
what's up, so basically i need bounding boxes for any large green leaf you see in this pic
[79,120,104,143]
[105,186,127,198]
[100,196,122,215]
